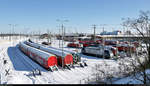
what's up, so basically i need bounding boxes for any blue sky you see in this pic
[0,0,150,34]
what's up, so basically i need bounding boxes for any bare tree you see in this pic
[84,11,150,85]
[122,10,150,84]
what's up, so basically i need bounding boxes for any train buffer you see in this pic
[54,65,59,71]
[49,65,58,72]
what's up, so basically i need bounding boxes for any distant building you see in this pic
[64,33,79,37]
[100,30,122,35]
[40,33,53,39]
[124,30,132,35]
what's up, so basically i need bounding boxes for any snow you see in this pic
[0,37,93,84]
[113,69,150,84]
[6,71,33,84]
[0,36,149,84]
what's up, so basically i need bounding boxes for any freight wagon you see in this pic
[19,42,58,71]
[25,41,74,69]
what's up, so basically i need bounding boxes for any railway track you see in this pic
[10,45,91,84]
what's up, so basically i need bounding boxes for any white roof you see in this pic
[20,42,54,60]
[25,41,71,58]
[75,36,91,39]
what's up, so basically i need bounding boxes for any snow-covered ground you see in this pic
[0,36,149,84]
[113,69,150,84]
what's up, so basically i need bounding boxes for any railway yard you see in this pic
[1,0,150,84]
[0,36,149,84]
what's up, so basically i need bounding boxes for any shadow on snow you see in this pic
[7,45,47,72]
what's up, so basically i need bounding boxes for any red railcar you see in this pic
[116,44,136,53]
[67,42,81,48]
[19,42,58,70]
[25,41,74,68]
[104,40,118,46]
[57,54,73,67]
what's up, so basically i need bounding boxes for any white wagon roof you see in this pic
[20,42,55,60]
[25,41,71,58]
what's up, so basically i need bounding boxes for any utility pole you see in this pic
[59,28,60,48]
[8,24,17,46]
[56,19,69,68]
[12,25,14,41]
[47,29,52,43]
[20,32,21,42]
[64,27,66,38]
[12,24,17,40]
[50,31,52,43]
[35,31,37,43]
[8,24,12,42]
[61,24,64,68]
[92,24,96,42]
[39,29,41,41]
[102,27,105,59]
[123,26,126,52]
[64,27,66,44]
[47,29,50,43]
